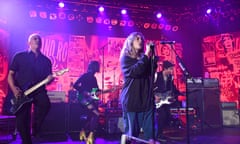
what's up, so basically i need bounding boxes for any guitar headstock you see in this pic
[54,68,69,76]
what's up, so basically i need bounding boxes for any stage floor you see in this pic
[0,127,240,144]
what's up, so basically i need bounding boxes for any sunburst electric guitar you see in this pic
[10,68,69,115]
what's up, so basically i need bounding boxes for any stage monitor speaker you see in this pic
[187,79,222,129]
[40,103,67,134]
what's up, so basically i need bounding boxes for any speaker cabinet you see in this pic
[222,109,239,126]
[40,103,67,134]
[187,78,222,130]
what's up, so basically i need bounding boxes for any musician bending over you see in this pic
[8,33,53,144]
[154,60,182,142]
[73,60,100,140]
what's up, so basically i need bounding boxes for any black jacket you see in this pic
[120,55,154,112]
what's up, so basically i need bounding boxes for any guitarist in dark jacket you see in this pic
[154,60,182,141]
[7,33,53,144]
[73,60,100,142]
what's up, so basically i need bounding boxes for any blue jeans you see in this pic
[125,108,155,140]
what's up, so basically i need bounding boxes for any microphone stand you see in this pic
[169,43,193,144]
[99,42,109,103]
[149,44,156,142]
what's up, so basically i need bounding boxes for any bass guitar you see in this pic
[155,91,176,109]
[10,68,69,115]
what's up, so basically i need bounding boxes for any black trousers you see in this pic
[156,101,181,137]
[16,92,50,144]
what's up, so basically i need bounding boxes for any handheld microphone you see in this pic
[160,41,176,44]
[147,41,155,50]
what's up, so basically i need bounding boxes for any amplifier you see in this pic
[47,91,66,103]
[222,109,240,126]
[221,102,237,109]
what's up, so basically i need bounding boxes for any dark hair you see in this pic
[87,61,100,73]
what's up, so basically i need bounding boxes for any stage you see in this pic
[1,127,240,144]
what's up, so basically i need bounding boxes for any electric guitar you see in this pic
[10,68,69,115]
[77,86,121,105]
[155,90,176,109]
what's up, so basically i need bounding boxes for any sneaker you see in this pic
[86,131,94,144]
[79,129,86,141]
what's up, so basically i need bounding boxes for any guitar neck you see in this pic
[24,77,50,96]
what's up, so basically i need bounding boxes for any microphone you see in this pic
[147,41,155,50]
[160,41,176,44]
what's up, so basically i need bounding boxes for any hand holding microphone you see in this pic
[145,41,155,57]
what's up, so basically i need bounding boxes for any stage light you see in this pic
[29,10,37,18]
[151,23,158,29]
[156,12,162,18]
[49,13,57,20]
[111,19,118,25]
[158,24,164,29]
[58,2,65,8]
[98,6,104,12]
[121,9,127,15]
[86,16,94,23]
[58,12,66,20]
[128,20,134,27]
[172,25,179,31]
[103,18,110,25]
[68,14,75,20]
[143,23,150,29]
[206,8,212,14]
[95,17,103,23]
[39,11,47,19]
[165,24,171,31]
[119,20,127,26]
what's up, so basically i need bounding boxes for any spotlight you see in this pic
[58,12,66,19]
[29,10,37,18]
[119,20,127,26]
[158,24,164,29]
[98,6,104,12]
[111,19,118,25]
[165,25,171,31]
[96,17,103,23]
[86,16,94,23]
[49,13,57,20]
[121,9,127,15]
[206,8,212,14]
[103,18,110,25]
[151,23,158,29]
[39,11,47,19]
[156,12,162,18]
[143,23,150,29]
[172,25,179,32]
[58,2,64,8]
[68,14,75,20]
[128,20,134,27]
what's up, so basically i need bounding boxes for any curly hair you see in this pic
[120,32,145,59]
